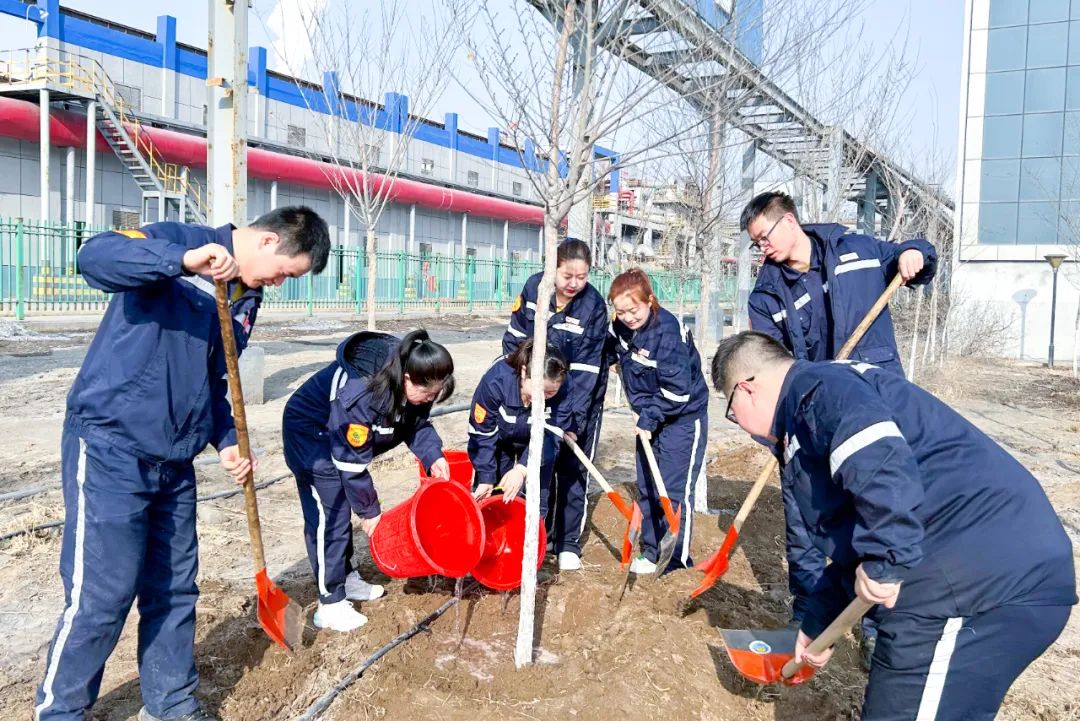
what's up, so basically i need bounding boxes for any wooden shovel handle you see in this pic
[563,434,614,494]
[639,434,671,500]
[213,279,266,573]
[781,597,874,680]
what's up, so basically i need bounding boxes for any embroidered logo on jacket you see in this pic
[512,295,523,313]
[117,229,147,239]
[346,424,370,447]
[473,404,488,424]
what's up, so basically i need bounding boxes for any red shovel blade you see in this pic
[621,503,643,567]
[255,568,303,653]
[607,490,634,521]
[720,627,816,686]
[690,525,739,598]
[660,496,681,537]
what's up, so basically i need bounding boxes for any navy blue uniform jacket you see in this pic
[467,358,576,485]
[502,272,608,430]
[774,360,1077,638]
[749,224,936,373]
[66,223,261,464]
[609,307,709,432]
[285,333,444,519]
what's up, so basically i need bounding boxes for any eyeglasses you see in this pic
[724,376,754,423]
[750,215,785,248]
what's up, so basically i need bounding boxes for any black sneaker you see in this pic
[138,707,219,721]
[860,633,877,672]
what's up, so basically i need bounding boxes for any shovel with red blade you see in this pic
[691,274,907,599]
[720,597,873,685]
[639,433,681,574]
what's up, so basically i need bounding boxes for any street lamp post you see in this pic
[1045,254,1067,368]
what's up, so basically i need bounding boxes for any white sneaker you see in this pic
[628,555,657,574]
[558,551,582,571]
[345,571,386,602]
[313,600,368,632]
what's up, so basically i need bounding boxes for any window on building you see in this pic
[1066,67,1080,110]
[421,158,435,175]
[1025,67,1067,112]
[115,83,142,113]
[987,26,1028,72]
[1017,201,1061,243]
[1060,156,1080,198]
[989,0,1028,27]
[420,242,433,256]
[1029,0,1069,24]
[202,104,208,126]
[1027,23,1068,69]
[112,209,140,230]
[981,159,1022,202]
[985,71,1026,115]
[978,202,1019,244]
[1064,111,1080,153]
[983,115,1023,158]
[1022,112,1064,156]
[512,181,523,196]
[1019,157,1062,200]
[467,170,480,188]
[1060,202,1080,243]
[1070,22,1080,65]
[287,125,306,147]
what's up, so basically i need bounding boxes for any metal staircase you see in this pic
[0,47,207,224]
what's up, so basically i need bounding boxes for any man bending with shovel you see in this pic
[712,331,1075,720]
[34,208,330,721]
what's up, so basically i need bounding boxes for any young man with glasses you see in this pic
[711,331,1075,720]
[740,191,936,667]
[741,191,936,375]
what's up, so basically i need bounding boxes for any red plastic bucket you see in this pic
[471,496,547,591]
[416,449,473,489]
[369,479,484,578]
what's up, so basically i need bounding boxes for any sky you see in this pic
[0,0,964,186]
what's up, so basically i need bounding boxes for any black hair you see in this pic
[504,339,568,383]
[739,191,799,232]
[248,205,332,274]
[369,329,455,415]
[557,237,592,268]
[711,331,793,392]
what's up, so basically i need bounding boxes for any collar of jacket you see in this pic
[213,223,261,303]
[770,360,813,455]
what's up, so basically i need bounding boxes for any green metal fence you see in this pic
[0,218,713,319]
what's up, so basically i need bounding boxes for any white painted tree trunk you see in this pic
[906,289,922,382]
[366,226,377,330]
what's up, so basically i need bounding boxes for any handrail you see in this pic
[0,48,205,219]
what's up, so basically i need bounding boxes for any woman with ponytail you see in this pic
[283,329,455,632]
[468,340,573,516]
[608,269,709,575]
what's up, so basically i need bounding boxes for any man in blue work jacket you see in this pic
[742,191,937,663]
[713,331,1076,721]
[34,207,331,721]
[743,191,936,374]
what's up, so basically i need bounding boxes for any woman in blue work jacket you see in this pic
[283,329,455,633]
[502,238,609,571]
[608,269,710,574]
[468,340,574,519]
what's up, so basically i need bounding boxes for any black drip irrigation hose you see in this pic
[0,473,293,543]
[295,595,462,721]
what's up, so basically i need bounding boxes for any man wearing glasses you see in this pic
[741,191,936,375]
[739,191,936,667]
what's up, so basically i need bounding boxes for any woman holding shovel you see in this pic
[283,329,456,632]
[502,238,610,571]
[468,340,574,518]
[608,269,710,574]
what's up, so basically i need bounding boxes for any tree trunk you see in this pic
[906,288,922,382]
[1072,295,1080,378]
[366,226,377,330]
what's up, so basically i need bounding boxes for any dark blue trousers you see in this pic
[634,412,707,572]
[549,399,604,555]
[862,604,1071,720]
[283,423,356,605]
[36,427,200,721]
